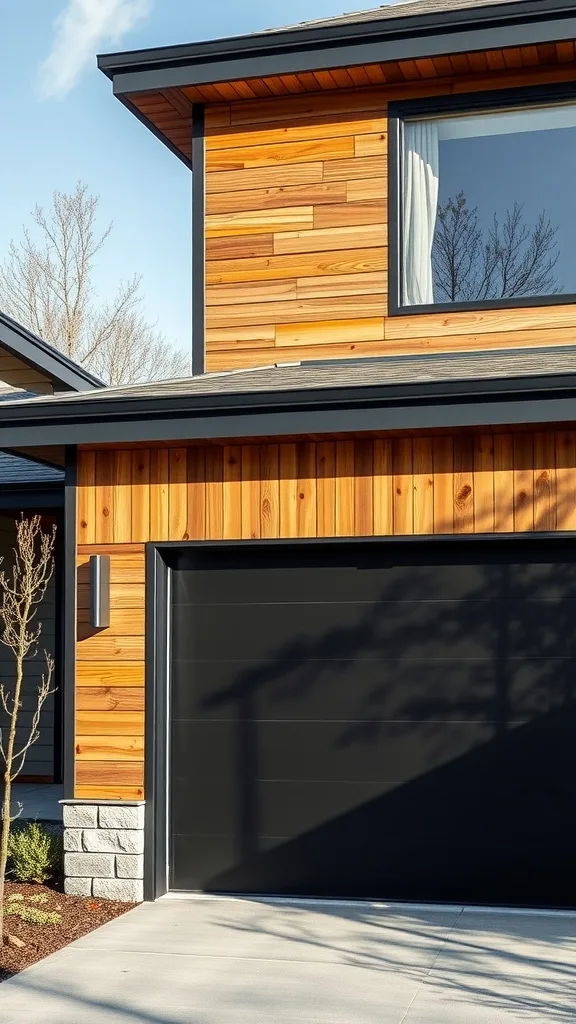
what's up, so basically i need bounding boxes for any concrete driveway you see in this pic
[0,897,575,1023]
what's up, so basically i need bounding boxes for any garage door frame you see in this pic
[143,531,574,902]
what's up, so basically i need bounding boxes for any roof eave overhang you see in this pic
[97,0,576,95]
[0,316,104,393]
[0,480,64,511]
[1,374,576,447]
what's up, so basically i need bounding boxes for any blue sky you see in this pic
[0,1,383,359]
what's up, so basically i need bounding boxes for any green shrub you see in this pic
[7,822,63,884]
[5,903,62,926]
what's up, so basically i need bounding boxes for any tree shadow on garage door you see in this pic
[204,701,576,906]
[196,548,576,909]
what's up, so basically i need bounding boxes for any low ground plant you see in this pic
[8,823,63,885]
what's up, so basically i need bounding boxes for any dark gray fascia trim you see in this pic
[191,106,205,376]
[1,382,576,445]
[0,313,103,392]
[98,0,575,77]
[0,486,63,510]
[1,367,576,420]
[104,10,576,95]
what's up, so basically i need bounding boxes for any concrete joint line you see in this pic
[398,907,465,1024]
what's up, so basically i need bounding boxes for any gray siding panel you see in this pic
[0,515,56,778]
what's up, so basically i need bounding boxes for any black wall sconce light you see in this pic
[89,554,111,628]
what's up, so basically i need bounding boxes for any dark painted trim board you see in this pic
[99,4,576,95]
[0,313,103,391]
[191,105,205,377]
[62,447,77,799]
[144,545,171,901]
[3,376,576,447]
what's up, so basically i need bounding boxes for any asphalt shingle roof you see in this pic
[0,452,63,485]
[0,346,572,411]
[264,0,528,34]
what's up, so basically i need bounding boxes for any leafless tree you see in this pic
[0,183,189,385]
[432,191,560,303]
[0,517,56,946]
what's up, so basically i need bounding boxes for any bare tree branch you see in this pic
[11,656,55,771]
[432,191,561,303]
[0,517,56,945]
[0,183,189,385]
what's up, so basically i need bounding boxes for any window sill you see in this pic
[388,293,576,317]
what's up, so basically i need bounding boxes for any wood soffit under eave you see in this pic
[125,42,576,165]
[75,422,576,455]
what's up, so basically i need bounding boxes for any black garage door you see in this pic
[170,539,576,907]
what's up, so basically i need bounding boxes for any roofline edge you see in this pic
[98,0,576,89]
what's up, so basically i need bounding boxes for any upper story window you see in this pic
[390,89,576,313]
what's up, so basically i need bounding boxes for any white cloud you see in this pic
[38,0,152,99]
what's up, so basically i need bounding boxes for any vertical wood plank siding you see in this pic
[76,432,576,798]
[204,68,576,373]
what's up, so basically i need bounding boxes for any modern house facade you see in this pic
[2,0,576,905]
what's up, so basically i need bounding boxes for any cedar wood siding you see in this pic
[76,432,576,798]
[204,65,576,372]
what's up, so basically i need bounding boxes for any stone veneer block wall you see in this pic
[62,801,145,902]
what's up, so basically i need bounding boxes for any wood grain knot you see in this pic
[299,492,305,500]
[457,484,472,503]
[102,507,110,518]
[262,498,271,518]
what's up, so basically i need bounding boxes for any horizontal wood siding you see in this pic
[77,433,576,797]
[204,64,576,372]
[76,550,145,800]
[205,89,387,368]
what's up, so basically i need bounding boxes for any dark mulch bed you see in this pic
[0,882,136,982]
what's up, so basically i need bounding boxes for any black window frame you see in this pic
[388,82,576,317]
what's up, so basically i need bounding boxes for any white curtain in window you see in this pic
[403,121,440,305]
